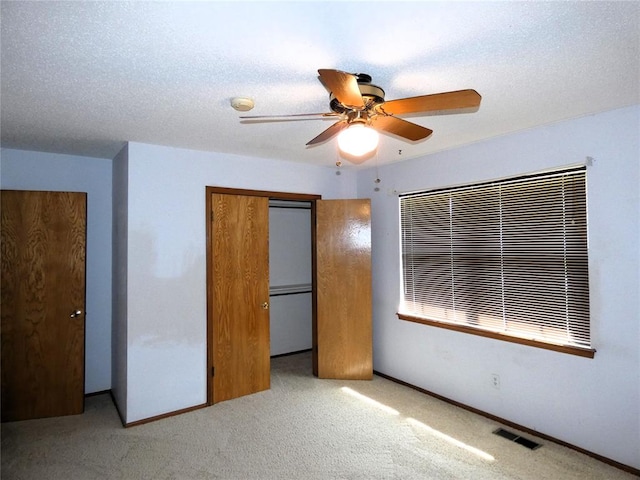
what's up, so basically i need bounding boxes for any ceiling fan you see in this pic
[240,69,481,161]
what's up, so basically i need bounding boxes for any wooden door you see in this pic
[315,199,372,379]
[1,190,86,422]
[210,193,270,403]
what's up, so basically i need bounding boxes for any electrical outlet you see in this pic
[491,374,500,389]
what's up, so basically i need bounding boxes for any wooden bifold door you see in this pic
[1,190,86,422]
[315,199,372,380]
[209,193,271,403]
[206,188,372,405]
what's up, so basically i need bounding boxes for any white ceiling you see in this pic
[1,1,639,168]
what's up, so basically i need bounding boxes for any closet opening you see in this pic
[268,199,313,368]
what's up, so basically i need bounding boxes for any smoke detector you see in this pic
[230,97,255,112]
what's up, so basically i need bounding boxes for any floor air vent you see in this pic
[493,428,542,450]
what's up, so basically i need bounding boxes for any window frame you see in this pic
[397,168,595,359]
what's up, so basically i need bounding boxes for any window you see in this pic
[399,168,594,357]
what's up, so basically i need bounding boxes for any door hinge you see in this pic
[211,367,215,377]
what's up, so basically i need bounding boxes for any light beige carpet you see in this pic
[1,352,636,479]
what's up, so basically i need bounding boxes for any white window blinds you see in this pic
[400,168,590,349]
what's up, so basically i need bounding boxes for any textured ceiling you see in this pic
[1,1,639,168]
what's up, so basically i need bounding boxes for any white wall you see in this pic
[0,148,113,394]
[111,145,128,420]
[118,142,356,423]
[357,105,640,469]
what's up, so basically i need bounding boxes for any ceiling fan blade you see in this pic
[239,112,338,123]
[318,69,365,109]
[381,89,481,115]
[371,116,433,141]
[306,120,349,146]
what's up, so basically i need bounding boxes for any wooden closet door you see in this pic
[1,190,86,422]
[210,193,270,403]
[315,199,372,379]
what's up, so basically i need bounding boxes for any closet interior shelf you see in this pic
[269,284,312,296]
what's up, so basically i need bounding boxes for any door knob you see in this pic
[70,310,83,318]
[261,302,269,310]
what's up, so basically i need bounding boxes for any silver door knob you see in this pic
[70,310,83,318]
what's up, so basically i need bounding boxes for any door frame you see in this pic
[205,187,321,406]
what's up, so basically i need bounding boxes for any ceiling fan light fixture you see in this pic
[337,123,379,157]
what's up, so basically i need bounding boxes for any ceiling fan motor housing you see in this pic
[329,74,385,115]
